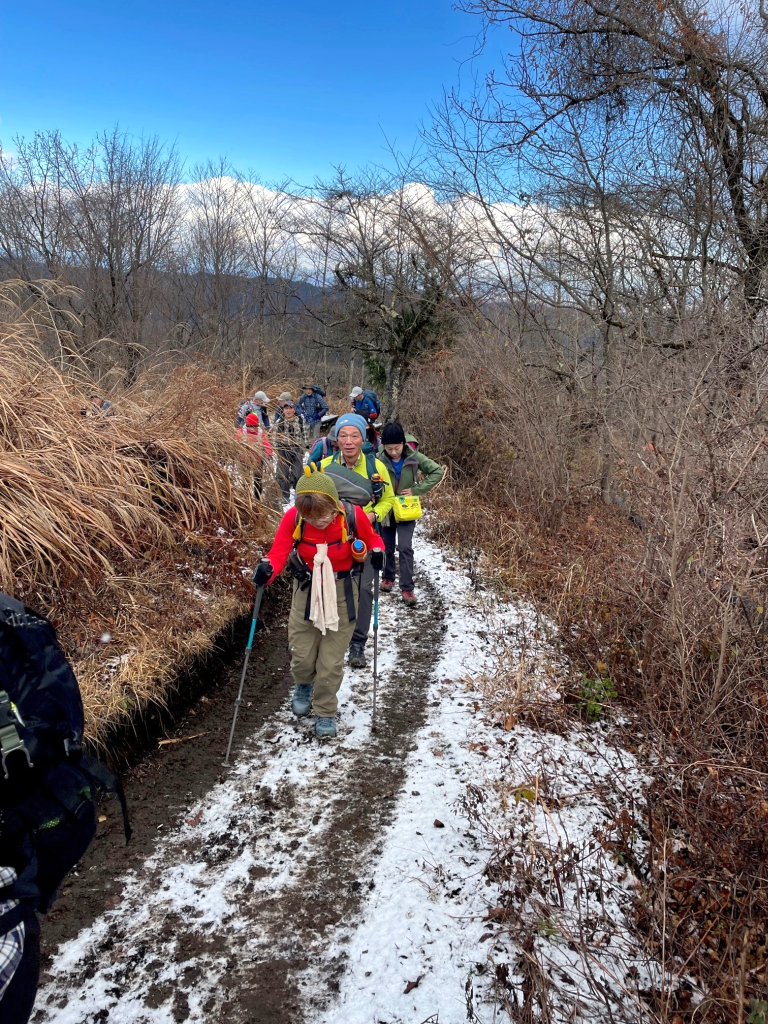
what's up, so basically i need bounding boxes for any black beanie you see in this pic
[382,422,406,445]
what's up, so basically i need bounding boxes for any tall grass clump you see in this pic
[0,282,275,745]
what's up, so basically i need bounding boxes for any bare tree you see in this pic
[239,177,301,361]
[0,130,182,378]
[60,130,182,379]
[176,160,252,360]
[0,132,84,360]
[300,167,464,418]
[451,0,768,312]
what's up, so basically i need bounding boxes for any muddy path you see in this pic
[40,584,295,951]
[33,566,447,1024]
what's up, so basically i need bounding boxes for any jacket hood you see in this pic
[378,434,419,459]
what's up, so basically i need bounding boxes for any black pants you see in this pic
[351,557,375,648]
[382,519,416,591]
[276,450,304,501]
[0,914,40,1024]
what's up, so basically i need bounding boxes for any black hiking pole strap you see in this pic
[79,753,133,843]
[372,569,379,730]
[224,585,265,767]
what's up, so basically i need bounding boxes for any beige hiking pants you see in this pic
[288,577,359,717]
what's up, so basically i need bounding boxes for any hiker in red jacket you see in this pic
[252,471,384,738]
[236,412,273,500]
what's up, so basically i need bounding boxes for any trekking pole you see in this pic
[372,568,380,730]
[223,584,265,767]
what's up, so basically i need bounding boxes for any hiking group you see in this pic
[252,389,444,736]
[0,379,443,1022]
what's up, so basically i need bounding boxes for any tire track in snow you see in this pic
[32,564,447,1024]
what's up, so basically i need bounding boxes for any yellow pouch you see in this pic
[394,494,422,522]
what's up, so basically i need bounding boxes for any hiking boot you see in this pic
[291,684,313,717]
[348,642,367,668]
[380,579,394,593]
[315,716,337,738]
[401,589,417,607]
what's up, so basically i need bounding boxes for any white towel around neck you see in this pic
[309,543,339,635]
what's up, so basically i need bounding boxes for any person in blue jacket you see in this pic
[349,387,379,423]
[296,384,329,441]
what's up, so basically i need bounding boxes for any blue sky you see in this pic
[0,0,501,184]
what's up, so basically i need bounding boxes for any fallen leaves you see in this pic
[403,974,424,994]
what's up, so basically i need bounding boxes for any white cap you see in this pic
[349,386,363,399]
[254,391,270,404]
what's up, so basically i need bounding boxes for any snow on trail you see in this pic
[306,539,660,1024]
[34,528,659,1024]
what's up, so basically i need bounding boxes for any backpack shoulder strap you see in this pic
[293,510,305,545]
[340,499,357,541]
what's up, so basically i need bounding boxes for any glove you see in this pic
[370,549,384,571]
[252,560,273,586]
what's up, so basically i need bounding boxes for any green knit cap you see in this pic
[295,466,340,503]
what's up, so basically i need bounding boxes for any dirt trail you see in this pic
[32,569,446,1024]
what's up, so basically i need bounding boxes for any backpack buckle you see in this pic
[0,690,33,779]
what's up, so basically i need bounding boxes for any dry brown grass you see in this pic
[402,332,768,1021]
[0,283,278,746]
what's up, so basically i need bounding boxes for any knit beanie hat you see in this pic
[296,466,340,503]
[245,412,260,427]
[335,412,367,438]
[381,422,406,446]
[294,467,354,540]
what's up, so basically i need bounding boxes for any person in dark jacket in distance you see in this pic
[349,387,379,423]
[236,391,271,429]
[271,397,309,502]
[377,422,444,607]
[296,384,329,441]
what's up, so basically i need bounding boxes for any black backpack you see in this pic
[0,593,130,931]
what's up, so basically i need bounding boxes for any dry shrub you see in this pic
[0,284,277,746]
[401,341,585,536]
[404,323,768,1019]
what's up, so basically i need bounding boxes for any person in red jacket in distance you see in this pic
[253,471,384,738]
